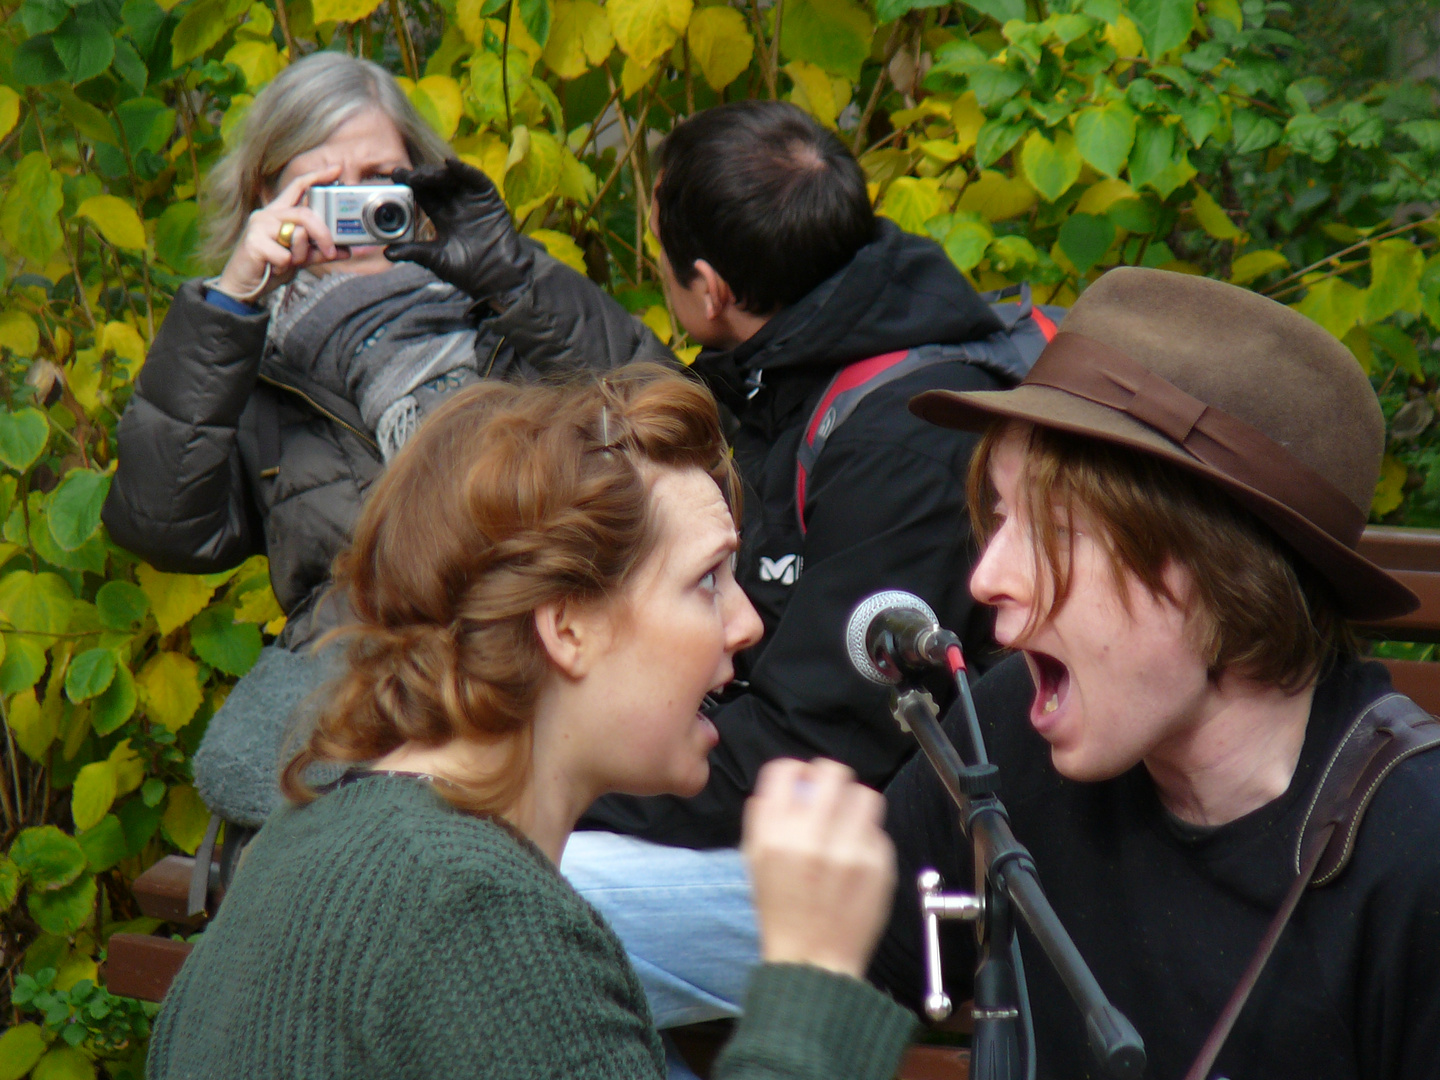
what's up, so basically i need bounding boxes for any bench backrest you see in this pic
[1356,527,1440,714]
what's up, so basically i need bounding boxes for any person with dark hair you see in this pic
[147,363,917,1080]
[560,100,1027,1049]
[870,268,1440,1080]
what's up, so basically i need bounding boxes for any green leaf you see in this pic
[0,407,50,472]
[189,605,262,676]
[155,200,202,275]
[76,814,127,873]
[1284,112,1339,164]
[1399,120,1440,153]
[1128,118,1195,198]
[877,177,944,235]
[116,96,177,155]
[71,760,117,832]
[986,234,1039,274]
[28,872,96,935]
[0,570,73,637]
[518,0,550,47]
[1106,196,1158,234]
[161,783,211,855]
[1369,324,1424,382]
[12,36,68,86]
[47,469,111,552]
[117,794,163,856]
[141,776,166,807]
[171,0,249,68]
[1293,277,1365,343]
[9,825,86,889]
[21,0,70,35]
[1231,109,1282,154]
[1020,128,1082,203]
[1174,90,1221,148]
[960,0,1024,22]
[0,1024,47,1080]
[51,13,116,83]
[96,581,150,631]
[65,648,117,703]
[1058,211,1116,274]
[1,636,48,696]
[0,153,65,266]
[113,37,148,91]
[975,118,1026,167]
[875,0,945,21]
[0,854,18,911]
[91,663,137,735]
[1127,0,1195,59]
[779,0,873,82]
[927,213,994,272]
[967,64,1028,108]
[1073,101,1136,179]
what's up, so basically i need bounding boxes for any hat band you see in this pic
[1023,332,1366,549]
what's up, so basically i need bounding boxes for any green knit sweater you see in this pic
[148,774,915,1080]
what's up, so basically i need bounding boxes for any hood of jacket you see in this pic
[692,220,1004,407]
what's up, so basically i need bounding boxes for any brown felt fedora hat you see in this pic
[911,266,1418,620]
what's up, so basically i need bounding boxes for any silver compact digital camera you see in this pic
[307,183,416,246]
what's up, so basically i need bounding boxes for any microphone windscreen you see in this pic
[846,590,939,685]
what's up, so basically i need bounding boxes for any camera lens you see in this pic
[366,197,410,239]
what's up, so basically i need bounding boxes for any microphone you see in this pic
[846,590,960,685]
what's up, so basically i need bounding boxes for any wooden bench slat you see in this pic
[897,1045,970,1080]
[104,934,193,1002]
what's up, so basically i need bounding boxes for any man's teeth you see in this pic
[1043,693,1059,714]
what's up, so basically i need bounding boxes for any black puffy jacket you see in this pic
[102,252,670,646]
[582,222,1013,848]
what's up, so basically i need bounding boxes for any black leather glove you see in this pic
[386,158,534,301]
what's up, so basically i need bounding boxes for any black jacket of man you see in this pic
[582,220,1011,848]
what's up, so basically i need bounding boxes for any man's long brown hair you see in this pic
[967,422,1354,693]
[281,363,738,815]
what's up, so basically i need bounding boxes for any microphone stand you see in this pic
[888,676,1146,1080]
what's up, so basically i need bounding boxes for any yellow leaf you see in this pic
[76,195,147,252]
[878,176,945,235]
[621,56,657,98]
[1343,326,1374,376]
[486,10,544,71]
[641,304,672,345]
[1207,0,1243,31]
[221,94,253,146]
[100,321,147,377]
[608,0,694,69]
[558,149,597,202]
[409,75,463,141]
[233,583,284,625]
[1373,454,1406,517]
[786,60,839,129]
[544,0,615,79]
[71,759,116,832]
[951,92,983,154]
[264,614,287,636]
[137,563,217,636]
[956,169,1036,222]
[687,5,753,92]
[161,783,212,856]
[136,651,203,732]
[675,344,701,365]
[6,688,56,761]
[1229,249,1289,286]
[1191,186,1242,240]
[455,130,511,197]
[1075,178,1136,215]
[506,127,565,218]
[312,0,384,24]
[1103,14,1142,59]
[67,349,104,413]
[1019,128,1082,203]
[0,87,21,143]
[455,0,489,45]
[0,311,39,357]
[1293,276,1365,342]
[531,229,588,274]
[110,738,144,795]
[223,40,285,89]
[54,952,98,992]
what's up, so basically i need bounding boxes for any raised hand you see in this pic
[211,163,348,302]
[386,158,533,301]
[742,758,897,980]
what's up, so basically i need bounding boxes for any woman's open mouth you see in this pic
[1025,649,1070,733]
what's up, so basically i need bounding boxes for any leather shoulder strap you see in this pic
[1184,690,1440,1080]
[1296,692,1440,886]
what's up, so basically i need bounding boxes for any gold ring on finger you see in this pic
[276,221,297,249]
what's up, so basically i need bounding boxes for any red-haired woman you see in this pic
[146,363,915,1080]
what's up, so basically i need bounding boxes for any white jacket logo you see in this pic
[759,554,801,585]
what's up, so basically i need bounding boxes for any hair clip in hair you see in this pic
[599,406,621,450]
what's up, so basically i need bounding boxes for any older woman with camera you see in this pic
[146,363,915,1080]
[103,50,666,650]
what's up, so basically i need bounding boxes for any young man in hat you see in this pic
[870,267,1440,1079]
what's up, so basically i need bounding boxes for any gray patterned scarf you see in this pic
[264,264,483,460]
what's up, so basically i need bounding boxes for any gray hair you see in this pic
[201,52,451,266]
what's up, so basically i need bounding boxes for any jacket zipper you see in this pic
[256,372,381,454]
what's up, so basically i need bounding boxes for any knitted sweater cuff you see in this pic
[717,963,916,1080]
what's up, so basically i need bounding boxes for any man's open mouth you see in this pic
[1026,649,1070,723]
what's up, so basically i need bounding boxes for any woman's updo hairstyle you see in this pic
[281,362,736,814]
